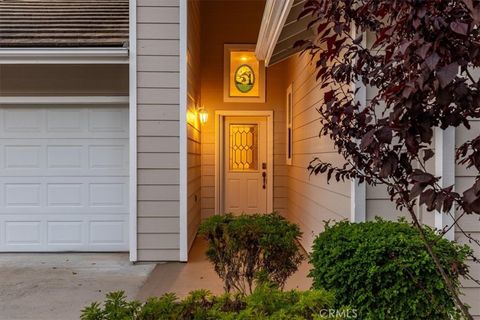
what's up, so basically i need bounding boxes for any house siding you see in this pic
[456,120,480,318]
[283,53,351,250]
[363,31,435,228]
[136,0,181,261]
[187,0,202,250]
[456,68,480,318]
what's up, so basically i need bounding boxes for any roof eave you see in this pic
[255,0,295,67]
[0,47,129,64]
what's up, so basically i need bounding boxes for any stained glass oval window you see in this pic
[234,64,255,93]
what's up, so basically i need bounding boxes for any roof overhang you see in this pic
[0,48,129,64]
[256,0,314,66]
[255,0,295,66]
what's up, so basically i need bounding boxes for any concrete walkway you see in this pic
[0,253,154,320]
[137,237,312,300]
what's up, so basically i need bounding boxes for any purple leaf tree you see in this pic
[297,0,480,318]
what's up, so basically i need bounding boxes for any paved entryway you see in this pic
[0,253,154,320]
[137,237,312,300]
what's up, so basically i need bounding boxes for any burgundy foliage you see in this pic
[296,0,480,219]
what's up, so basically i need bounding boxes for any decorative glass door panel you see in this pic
[224,117,268,214]
[229,124,258,171]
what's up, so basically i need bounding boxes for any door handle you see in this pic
[262,172,266,189]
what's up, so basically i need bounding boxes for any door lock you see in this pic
[262,171,267,189]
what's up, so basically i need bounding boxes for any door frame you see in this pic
[215,110,274,215]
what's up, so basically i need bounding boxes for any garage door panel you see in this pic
[47,109,84,132]
[4,183,41,207]
[5,221,41,245]
[88,108,128,133]
[4,145,42,169]
[47,221,84,245]
[0,105,129,252]
[1,108,43,133]
[48,184,83,207]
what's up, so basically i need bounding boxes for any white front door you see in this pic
[223,116,268,214]
[0,105,129,252]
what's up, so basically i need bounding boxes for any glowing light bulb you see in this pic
[198,107,208,124]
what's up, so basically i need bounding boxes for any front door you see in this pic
[223,116,268,214]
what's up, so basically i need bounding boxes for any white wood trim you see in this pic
[351,180,366,222]
[215,110,274,215]
[215,113,223,215]
[350,79,367,222]
[0,48,129,64]
[267,112,274,212]
[256,0,294,66]
[179,0,188,262]
[129,0,138,262]
[350,29,367,222]
[435,127,455,240]
[0,96,129,105]
[286,83,293,165]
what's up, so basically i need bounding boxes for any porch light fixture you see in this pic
[198,107,208,124]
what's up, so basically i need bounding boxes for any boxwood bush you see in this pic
[198,213,304,293]
[80,284,344,320]
[309,219,472,320]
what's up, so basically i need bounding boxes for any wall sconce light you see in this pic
[198,106,208,124]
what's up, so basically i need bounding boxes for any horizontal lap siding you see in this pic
[137,0,180,261]
[364,31,435,227]
[364,32,409,223]
[456,118,480,317]
[284,54,350,251]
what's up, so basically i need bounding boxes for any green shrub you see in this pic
[309,218,472,320]
[198,213,304,293]
[80,284,345,320]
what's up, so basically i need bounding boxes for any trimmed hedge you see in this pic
[199,213,304,293]
[309,219,472,320]
[80,284,345,320]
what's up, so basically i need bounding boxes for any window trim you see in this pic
[286,83,293,165]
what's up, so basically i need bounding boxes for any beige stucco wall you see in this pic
[136,0,181,261]
[187,0,202,250]
[199,0,288,219]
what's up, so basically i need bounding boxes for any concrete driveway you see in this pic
[0,253,154,320]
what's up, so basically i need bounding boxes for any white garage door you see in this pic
[0,105,129,251]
